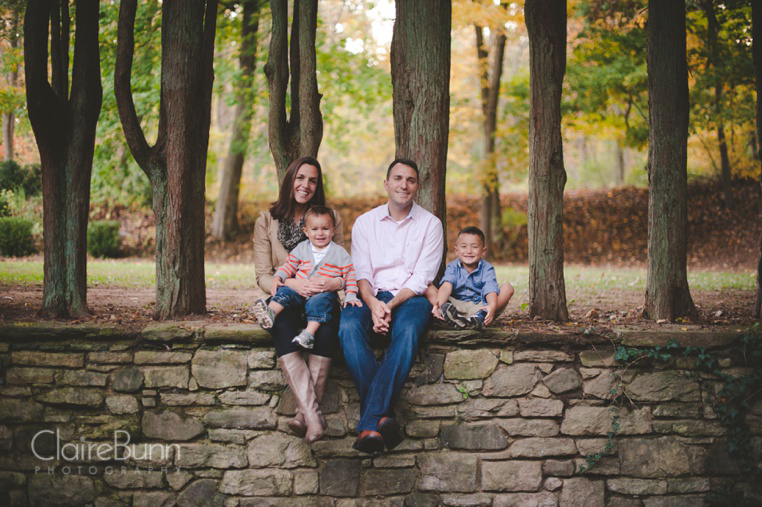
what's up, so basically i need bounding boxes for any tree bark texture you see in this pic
[116,0,216,319]
[391,0,451,252]
[701,0,734,209]
[211,0,261,240]
[644,0,697,321]
[24,0,101,319]
[752,0,762,320]
[2,8,19,163]
[264,0,322,182]
[475,16,507,259]
[525,0,568,321]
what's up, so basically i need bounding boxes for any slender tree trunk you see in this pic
[391,0,451,252]
[616,140,625,185]
[752,0,762,320]
[264,0,322,182]
[211,0,261,240]
[525,0,568,321]
[2,113,14,162]
[644,0,697,321]
[2,8,19,162]
[116,0,216,319]
[475,9,507,258]
[24,0,102,319]
[701,0,734,209]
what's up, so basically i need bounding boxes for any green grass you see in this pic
[0,260,754,292]
[0,260,255,290]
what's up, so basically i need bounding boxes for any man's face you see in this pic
[384,163,419,209]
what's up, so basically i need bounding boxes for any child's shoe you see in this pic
[468,309,488,330]
[253,299,275,329]
[292,329,315,349]
[441,302,468,329]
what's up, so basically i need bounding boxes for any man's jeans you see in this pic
[271,286,338,324]
[338,291,431,432]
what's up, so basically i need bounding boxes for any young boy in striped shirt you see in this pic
[253,205,362,349]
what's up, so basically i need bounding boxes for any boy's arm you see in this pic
[342,263,359,303]
[483,291,497,325]
[433,281,453,319]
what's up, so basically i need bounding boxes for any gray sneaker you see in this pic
[253,299,275,329]
[292,329,315,349]
[441,302,468,329]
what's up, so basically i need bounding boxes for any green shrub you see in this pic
[0,189,11,217]
[0,160,24,192]
[87,220,121,258]
[0,216,34,256]
[22,163,42,196]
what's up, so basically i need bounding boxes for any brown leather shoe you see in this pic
[352,430,384,455]
[377,417,403,450]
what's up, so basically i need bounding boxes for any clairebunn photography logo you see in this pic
[31,428,181,475]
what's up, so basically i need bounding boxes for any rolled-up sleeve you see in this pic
[402,217,444,295]
[350,218,373,286]
[481,264,500,299]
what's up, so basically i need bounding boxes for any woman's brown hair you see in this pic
[269,156,326,223]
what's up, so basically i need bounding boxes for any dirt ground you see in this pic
[0,282,755,332]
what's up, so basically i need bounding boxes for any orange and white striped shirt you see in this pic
[274,240,358,302]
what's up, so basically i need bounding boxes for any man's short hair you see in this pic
[457,226,485,245]
[304,204,336,227]
[386,158,419,179]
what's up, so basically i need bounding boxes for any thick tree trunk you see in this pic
[116,0,216,319]
[752,0,762,320]
[391,0,450,249]
[644,0,697,321]
[475,16,507,259]
[211,1,260,240]
[24,0,101,319]
[264,0,322,182]
[525,0,568,321]
[701,0,734,209]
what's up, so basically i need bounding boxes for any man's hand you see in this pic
[483,304,496,326]
[367,297,391,334]
[270,277,284,297]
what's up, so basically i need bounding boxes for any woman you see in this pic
[253,156,344,443]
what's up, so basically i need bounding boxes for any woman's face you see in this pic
[292,164,319,205]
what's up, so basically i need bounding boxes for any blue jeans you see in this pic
[338,291,432,432]
[272,286,338,324]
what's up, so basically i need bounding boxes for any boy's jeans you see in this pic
[338,291,431,432]
[271,286,338,323]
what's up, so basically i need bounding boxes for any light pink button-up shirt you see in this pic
[351,202,444,296]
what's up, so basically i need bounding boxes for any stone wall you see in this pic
[0,322,760,507]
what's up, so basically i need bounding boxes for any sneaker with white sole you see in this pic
[253,299,275,329]
[441,302,468,329]
[292,329,315,349]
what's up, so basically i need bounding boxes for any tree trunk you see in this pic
[211,0,261,240]
[752,0,762,320]
[391,0,451,252]
[644,0,697,321]
[525,0,568,321]
[2,7,20,162]
[116,0,216,319]
[475,10,507,259]
[616,140,625,185]
[24,0,102,319]
[701,0,734,209]
[264,0,322,182]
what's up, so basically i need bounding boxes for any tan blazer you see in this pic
[253,210,345,293]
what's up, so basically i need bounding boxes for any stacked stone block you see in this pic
[0,323,760,506]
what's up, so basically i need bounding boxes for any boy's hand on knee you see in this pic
[270,277,284,297]
[432,303,443,320]
[343,299,363,308]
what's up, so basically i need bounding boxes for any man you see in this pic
[339,158,444,454]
